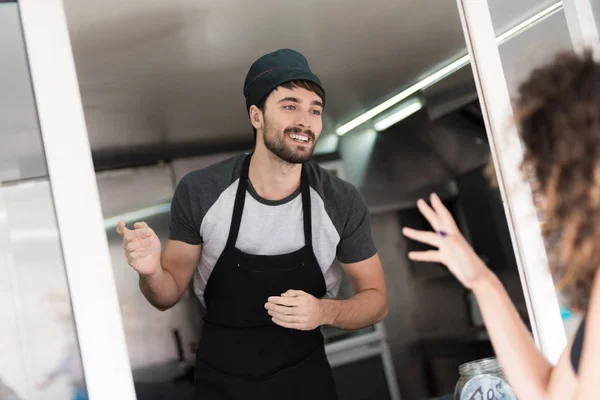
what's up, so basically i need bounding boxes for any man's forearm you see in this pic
[139,266,182,311]
[320,289,388,330]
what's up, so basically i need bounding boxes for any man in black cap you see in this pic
[117,48,388,399]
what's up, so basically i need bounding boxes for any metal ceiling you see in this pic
[60,0,560,155]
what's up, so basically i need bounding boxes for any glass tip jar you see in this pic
[454,357,517,400]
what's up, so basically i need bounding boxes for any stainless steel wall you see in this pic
[96,164,203,369]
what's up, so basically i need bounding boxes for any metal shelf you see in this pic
[324,322,402,400]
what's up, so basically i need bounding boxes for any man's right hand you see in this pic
[116,221,162,276]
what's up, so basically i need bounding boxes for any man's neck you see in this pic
[249,146,302,201]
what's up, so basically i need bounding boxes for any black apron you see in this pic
[194,153,339,400]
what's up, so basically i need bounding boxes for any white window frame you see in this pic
[456,0,567,364]
[563,0,600,57]
[17,0,137,398]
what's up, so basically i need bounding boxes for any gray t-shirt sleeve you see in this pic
[169,175,203,245]
[336,187,377,264]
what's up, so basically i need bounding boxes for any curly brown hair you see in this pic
[514,50,600,312]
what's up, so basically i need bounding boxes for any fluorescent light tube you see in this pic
[335,1,563,136]
[496,1,563,44]
[103,202,171,230]
[374,99,423,131]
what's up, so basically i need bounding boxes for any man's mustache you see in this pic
[284,126,315,141]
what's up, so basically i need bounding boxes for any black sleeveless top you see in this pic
[571,317,586,374]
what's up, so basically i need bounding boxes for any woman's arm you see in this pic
[575,272,600,399]
[402,193,577,400]
[471,269,577,399]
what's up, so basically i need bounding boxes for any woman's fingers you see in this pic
[430,193,459,233]
[407,250,443,263]
[402,228,443,248]
[417,199,444,232]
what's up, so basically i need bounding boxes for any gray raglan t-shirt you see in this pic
[169,154,377,307]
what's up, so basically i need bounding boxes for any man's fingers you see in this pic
[134,222,154,237]
[265,302,301,316]
[282,289,305,297]
[402,228,442,248]
[268,310,307,323]
[120,221,155,267]
[116,221,129,237]
[126,240,139,252]
[127,250,150,261]
[126,238,152,253]
[136,228,155,239]
[271,304,295,316]
[125,228,154,242]
[267,296,299,307]
[123,228,140,242]
[408,250,443,263]
[118,221,154,241]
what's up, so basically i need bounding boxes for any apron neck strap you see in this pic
[225,153,313,250]
[300,165,313,250]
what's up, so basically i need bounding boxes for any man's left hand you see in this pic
[265,289,323,331]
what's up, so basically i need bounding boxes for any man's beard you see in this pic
[262,119,317,164]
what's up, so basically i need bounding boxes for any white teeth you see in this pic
[290,133,308,142]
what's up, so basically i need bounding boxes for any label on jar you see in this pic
[460,374,517,400]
